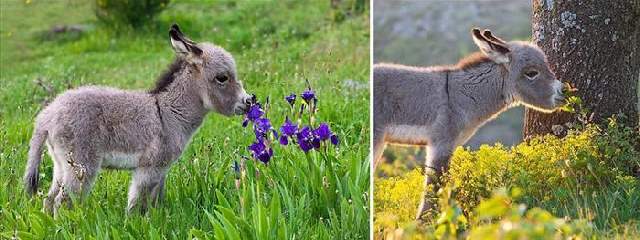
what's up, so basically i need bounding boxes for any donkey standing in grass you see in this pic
[373,28,565,220]
[24,24,254,214]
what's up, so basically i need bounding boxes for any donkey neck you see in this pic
[154,68,208,142]
[449,62,515,126]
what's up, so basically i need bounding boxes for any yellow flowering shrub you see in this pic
[374,169,424,233]
[374,118,640,239]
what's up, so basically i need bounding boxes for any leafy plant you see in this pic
[375,117,640,239]
[95,0,170,28]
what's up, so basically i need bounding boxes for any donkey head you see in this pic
[471,28,564,112]
[169,24,254,116]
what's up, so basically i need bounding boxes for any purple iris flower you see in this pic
[247,104,263,121]
[243,103,264,128]
[296,126,314,152]
[279,117,298,146]
[330,134,339,145]
[313,123,332,141]
[254,118,274,139]
[285,93,296,107]
[299,140,313,152]
[312,137,321,149]
[280,117,298,136]
[248,140,273,164]
[301,89,315,103]
[279,135,289,145]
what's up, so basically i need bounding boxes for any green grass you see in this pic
[0,0,370,239]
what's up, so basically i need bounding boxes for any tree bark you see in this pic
[524,0,639,139]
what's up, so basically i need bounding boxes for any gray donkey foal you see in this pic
[24,24,254,214]
[373,29,564,220]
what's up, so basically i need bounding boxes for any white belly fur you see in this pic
[386,125,431,145]
[102,151,141,169]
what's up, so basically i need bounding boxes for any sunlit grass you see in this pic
[0,0,369,238]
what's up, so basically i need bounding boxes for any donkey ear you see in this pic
[169,24,203,59]
[471,28,510,64]
[482,29,508,45]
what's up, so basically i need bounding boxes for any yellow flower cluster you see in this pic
[374,119,639,239]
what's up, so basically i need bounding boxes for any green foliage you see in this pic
[95,0,170,28]
[376,186,592,239]
[375,118,640,238]
[0,0,369,238]
[468,188,591,240]
[331,0,368,23]
[449,118,640,217]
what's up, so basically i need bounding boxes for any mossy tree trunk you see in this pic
[524,0,639,139]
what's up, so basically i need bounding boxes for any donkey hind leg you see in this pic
[53,150,99,215]
[127,167,166,214]
[43,144,64,214]
[416,142,454,221]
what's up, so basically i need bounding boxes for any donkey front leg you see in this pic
[127,167,166,214]
[416,142,454,221]
[372,127,386,168]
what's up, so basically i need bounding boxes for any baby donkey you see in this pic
[24,24,254,214]
[373,28,565,220]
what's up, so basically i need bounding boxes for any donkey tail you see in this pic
[24,127,48,196]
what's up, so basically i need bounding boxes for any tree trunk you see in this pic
[524,0,639,139]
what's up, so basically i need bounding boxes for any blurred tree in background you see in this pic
[95,0,170,28]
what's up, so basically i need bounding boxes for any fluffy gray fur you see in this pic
[373,28,564,220]
[24,24,253,215]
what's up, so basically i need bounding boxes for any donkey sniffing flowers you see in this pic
[373,28,565,220]
[240,86,339,165]
[23,24,254,214]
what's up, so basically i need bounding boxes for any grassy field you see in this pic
[0,0,369,239]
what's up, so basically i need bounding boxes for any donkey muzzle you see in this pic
[245,94,257,106]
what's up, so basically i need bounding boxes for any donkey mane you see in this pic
[149,58,185,94]
[455,51,491,70]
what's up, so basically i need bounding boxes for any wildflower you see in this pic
[279,135,289,145]
[296,126,314,152]
[247,104,264,120]
[330,134,339,145]
[254,118,277,140]
[279,117,298,145]
[314,123,332,140]
[280,117,298,136]
[301,88,315,103]
[285,93,296,107]
[243,103,264,127]
[312,137,321,149]
[248,140,273,164]
[313,123,339,146]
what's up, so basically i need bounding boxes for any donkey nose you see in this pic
[245,94,257,105]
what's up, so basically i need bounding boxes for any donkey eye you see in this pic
[524,70,539,79]
[215,75,228,83]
